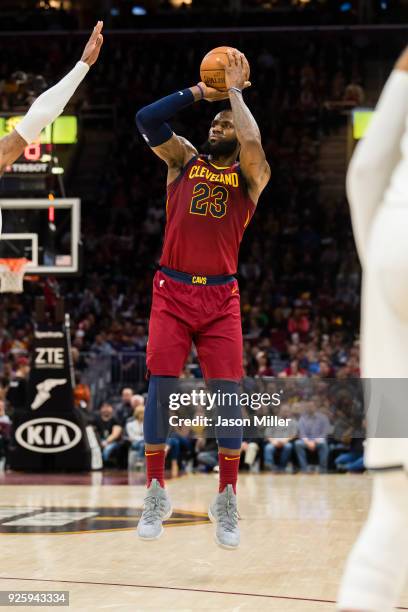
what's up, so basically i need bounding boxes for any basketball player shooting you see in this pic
[337,47,408,611]
[0,21,103,207]
[136,49,270,548]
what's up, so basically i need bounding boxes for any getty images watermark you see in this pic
[168,389,290,428]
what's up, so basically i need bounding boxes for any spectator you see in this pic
[73,371,91,409]
[6,356,30,413]
[196,436,219,472]
[287,308,310,338]
[166,436,182,478]
[0,400,10,425]
[115,387,134,426]
[343,81,365,107]
[263,404,298,472]
[318,359,334,378]
[329,407,350,455]
[90,333,115,355]
[278,359,306,378]
[294,401,331,473]
[255,351,275,377]
[241,440,260,470]
[118,336,140,382]
[94,402,123,466]
[335,448,364,473]
[0,399,11,469]
[133,324,147,351]
[126,397,145,469]
[335,417,365,473]
[166,422,195,476]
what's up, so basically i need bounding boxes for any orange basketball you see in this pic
[200,46,250,92]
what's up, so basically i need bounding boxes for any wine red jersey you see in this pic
[159,155,256,275]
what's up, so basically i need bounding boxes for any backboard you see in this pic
[0,199,80,275]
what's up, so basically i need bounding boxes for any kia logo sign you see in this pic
[15,417,82,454]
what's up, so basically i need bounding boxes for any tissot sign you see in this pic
[9,322,91,471]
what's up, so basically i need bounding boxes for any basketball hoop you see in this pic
[0,258,31,293]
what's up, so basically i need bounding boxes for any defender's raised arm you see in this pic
[347,47,408,265]
[0,21,104,173]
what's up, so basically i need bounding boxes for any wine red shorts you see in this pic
[146,268,243,380]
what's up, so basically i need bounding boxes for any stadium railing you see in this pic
[80,351,147,408]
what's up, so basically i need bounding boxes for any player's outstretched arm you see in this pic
[220,50,270,204]
[0,21,103,173]
[347,47,408,265]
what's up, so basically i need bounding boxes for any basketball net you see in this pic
[0,258,31,293]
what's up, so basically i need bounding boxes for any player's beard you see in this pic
[202,137,239,158]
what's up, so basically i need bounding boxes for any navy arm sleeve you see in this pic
[136,88,196,147]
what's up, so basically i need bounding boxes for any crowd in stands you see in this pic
[0,0,396,32]
[0,32,366,380]
[0,368,365,475]
[69,384,365,475]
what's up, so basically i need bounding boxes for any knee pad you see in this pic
[337,471,408,611]
[143,375,178,445]
[207,379,243,450]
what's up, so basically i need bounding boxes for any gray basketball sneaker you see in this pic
[208,484,240,549]
[137,479,172,540]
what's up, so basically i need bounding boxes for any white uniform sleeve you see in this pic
[15,61,89,145]
[347,70,408,265]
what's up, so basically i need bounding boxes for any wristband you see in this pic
[196,83,205,99]
[228,87,243,95]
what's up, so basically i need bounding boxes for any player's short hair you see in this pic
[215,108,233,119]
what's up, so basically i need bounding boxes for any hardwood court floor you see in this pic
[1,472,408,611]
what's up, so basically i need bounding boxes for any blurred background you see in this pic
[1,0,407,30]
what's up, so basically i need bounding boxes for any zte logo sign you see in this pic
[35,348,64,368]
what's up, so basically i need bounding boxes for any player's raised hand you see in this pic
[395,46,408,71]
[196,79,251,103]
[218,49,250,92]
[81,21,104,67]
[196,82,230,102]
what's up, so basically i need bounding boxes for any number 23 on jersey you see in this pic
[190,182,228,219]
